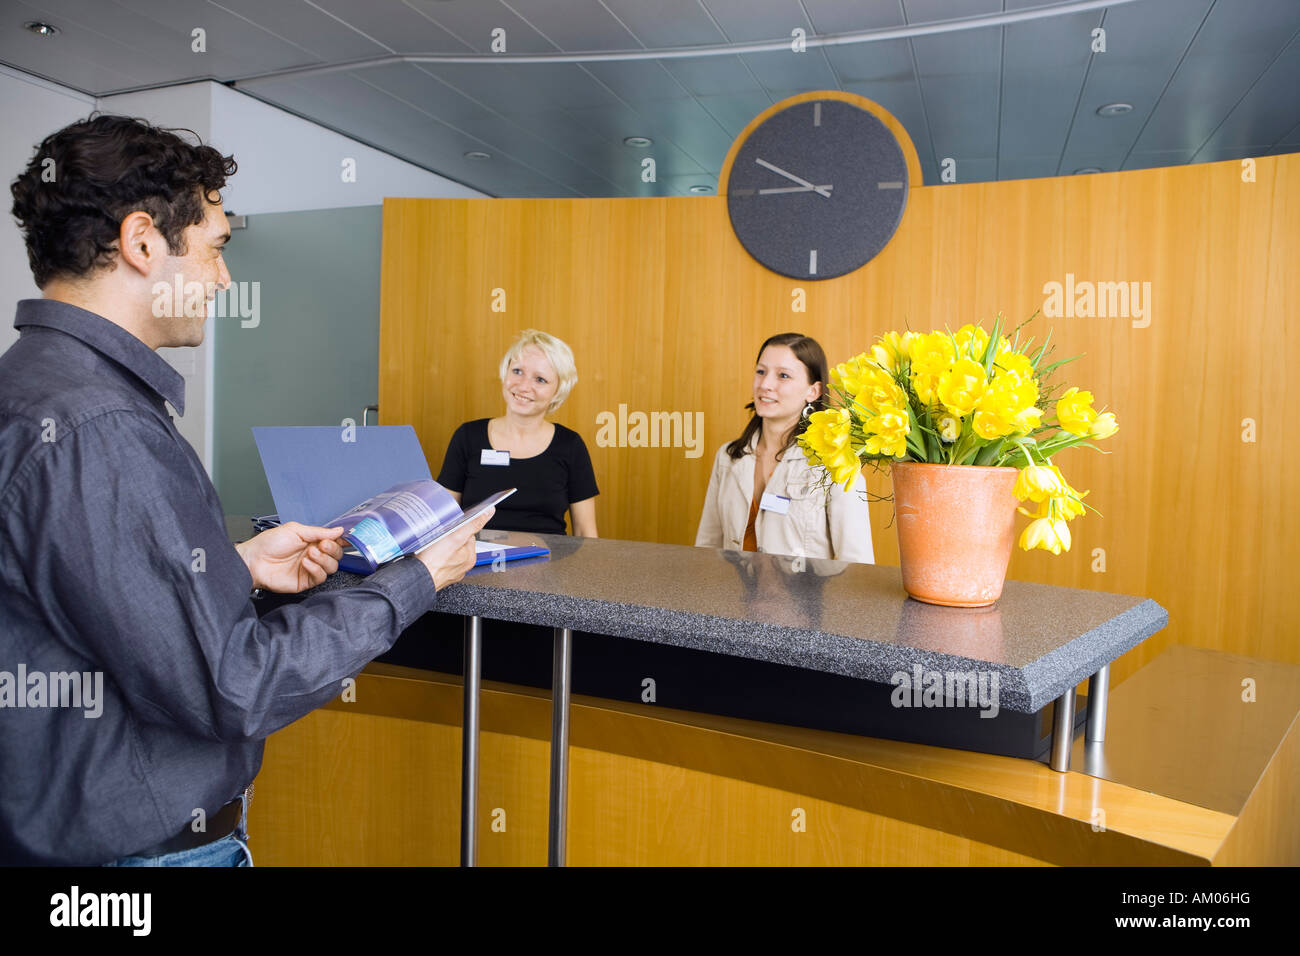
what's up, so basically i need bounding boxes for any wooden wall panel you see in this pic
[379,153,1299,686]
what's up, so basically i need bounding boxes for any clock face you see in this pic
[726,99,909,280]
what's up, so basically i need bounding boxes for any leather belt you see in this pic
[129,792,245,859]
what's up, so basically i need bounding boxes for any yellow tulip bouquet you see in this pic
[798,315,1118,554]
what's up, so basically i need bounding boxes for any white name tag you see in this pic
[480,449,511,466]
[759,491,791,515]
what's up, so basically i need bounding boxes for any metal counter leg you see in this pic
[1049,686,1076,772]
[461,615,482,867]
[1086,664,1110,743]
[548,626,573,867]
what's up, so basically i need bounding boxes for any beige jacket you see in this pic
[694,435,875,564]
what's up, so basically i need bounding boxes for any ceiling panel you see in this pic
[997,154,1064,180]
[1129,0,1295,153]
[421,62,620,113]
[1,0,1296,199]
[663,54,764,97]
[356,63,496,124]
[696,90,776,136]
[699,0,807,43]
[0,1,151,90]
[1123,148,1198,171]
[598,0,729,48]
[299,0,467,52]
[999,69,1081,163]
[453,112,618,183]
[803,0,905,34]
[1194,34,1300,154]
[822,36,914,85]
[1002,4,1097,73]
[582,60,690,102]
[905,0,1003,26]
[1275,120,1300,147]
[504,0,643,50]
[400,0,558,53]
[208,0,387,61]
[558,102,712,173]
[914,64,1001,160]
[739,47,841,94]
[658,172,719,195]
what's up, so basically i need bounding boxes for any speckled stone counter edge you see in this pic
[1020,599,1169,710]
[307,569,1167,713]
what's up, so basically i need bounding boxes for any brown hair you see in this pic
[10,114,236,288]
[725,332,829,460]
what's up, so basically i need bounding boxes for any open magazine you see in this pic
[328,479,516,574]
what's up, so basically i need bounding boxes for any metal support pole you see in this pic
[1049,686,1076,772]
[460,615,482,866]
[548,626,573,866]
[1086,664,1110,743]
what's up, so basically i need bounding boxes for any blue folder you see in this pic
[251,425,548,573]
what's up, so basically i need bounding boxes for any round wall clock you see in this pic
[725,97,910,280]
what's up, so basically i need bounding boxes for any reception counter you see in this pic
[245,530,1300,866]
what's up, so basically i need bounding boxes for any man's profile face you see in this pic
[148,195,231,349]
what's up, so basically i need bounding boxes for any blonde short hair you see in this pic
[498,329,578,414]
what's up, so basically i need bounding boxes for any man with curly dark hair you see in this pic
[0,115,490,866]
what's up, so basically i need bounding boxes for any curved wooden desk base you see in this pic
[248,646,1299,866]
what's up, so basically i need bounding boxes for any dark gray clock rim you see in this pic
[725,98,910,281]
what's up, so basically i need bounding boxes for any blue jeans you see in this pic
[104,790,253,867]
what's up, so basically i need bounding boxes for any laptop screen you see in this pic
[252,424,433,527]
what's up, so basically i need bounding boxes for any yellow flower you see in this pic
[954,324,989,361]
[909,333,955,405]
[1056,387,1098,436]
[972,369,1037,439]
[1020,516,1071,554]
[851,363,908,415]
[1012,405,1043,433]
[862,404,910,460]
[869,331,916,375]
[1013,464,1064,502]
[801,408,862,490]
[1089,411,1119,439]
[937,415,961,443]
[829,353,874,397]
[993,351,1036,385]
[1017,469,1089,523]
[936,358,987,418]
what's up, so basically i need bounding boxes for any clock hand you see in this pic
[754,157,832,198]
[758,184,833,195]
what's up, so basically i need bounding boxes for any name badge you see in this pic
[759,491,791,515]
[480,449,511,466]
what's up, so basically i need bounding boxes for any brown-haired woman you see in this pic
[695,332,874,563]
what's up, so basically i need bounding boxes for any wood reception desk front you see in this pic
[247,532,1300,866]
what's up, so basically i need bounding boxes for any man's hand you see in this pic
[235,522,345,594]
[415,507,495,590]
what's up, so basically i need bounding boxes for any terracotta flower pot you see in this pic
[891,461,1019,608]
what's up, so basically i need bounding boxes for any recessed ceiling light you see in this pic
[1096,103,1132,117]
[1074,167,1104,175]
[24,21,59,37]
[689,185,712,194]
[623,136,652,148]
[464,150,491,161]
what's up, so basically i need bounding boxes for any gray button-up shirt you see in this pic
[0,299,438,865]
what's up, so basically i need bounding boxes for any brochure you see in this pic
[328,479,515,574]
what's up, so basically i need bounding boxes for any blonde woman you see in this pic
[695,332,873,563]
[437,329,599,537]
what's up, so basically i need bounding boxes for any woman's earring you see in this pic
[801,402,814,420]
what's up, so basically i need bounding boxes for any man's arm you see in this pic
[11,409,437,742]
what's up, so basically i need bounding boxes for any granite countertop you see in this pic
[295,529,1167,714]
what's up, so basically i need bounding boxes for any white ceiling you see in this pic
[2,0,1297,197]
